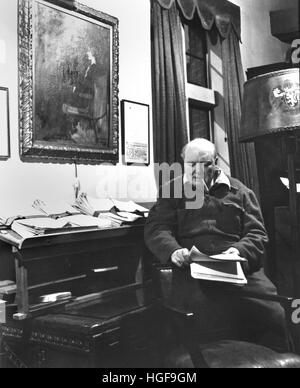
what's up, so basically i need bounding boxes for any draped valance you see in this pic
[156,0,241,40]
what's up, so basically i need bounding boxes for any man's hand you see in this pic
[222,247,240,256]
[171,248,190,268]
[222,247,249,273]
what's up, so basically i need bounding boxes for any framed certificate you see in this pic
[0,87,10,160]
[121,100,150,165]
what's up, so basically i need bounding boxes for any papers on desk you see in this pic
[1,195,149,232]
[0,205,42,227]
[73,194,149,216]
[71,194,149,227]
[32,199,76,217]
[110,199,149,214]
[11,215,116,239]
[0,199,76,226]
[189,246,247,285]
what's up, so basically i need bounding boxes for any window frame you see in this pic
[181,21,216,142]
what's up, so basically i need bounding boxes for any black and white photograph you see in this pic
[0,0,300,373]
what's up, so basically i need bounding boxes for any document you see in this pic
[189,246,247,285]
[11,214,115,238]
[73,193,149,220]
[110,199,149,214]
[32,199,76,217]
[190,246,247,263]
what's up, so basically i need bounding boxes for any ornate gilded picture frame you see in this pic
[18,0,119,164]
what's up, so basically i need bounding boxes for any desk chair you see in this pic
[154,266,300,368]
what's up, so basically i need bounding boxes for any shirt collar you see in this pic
[211,169,231,190]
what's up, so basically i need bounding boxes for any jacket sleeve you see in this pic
[144,198,182,264]
[232,189,269,274]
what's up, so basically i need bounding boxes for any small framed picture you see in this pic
[0,87,10,160]
[121,100,150,165]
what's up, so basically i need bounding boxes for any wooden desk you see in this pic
[0,225,147,320]
[0,225,162,367]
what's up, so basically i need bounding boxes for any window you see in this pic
[184,21,207,88]
[182,17,216,142]
[189,100,210,140]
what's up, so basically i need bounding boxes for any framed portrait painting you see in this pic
[18,0,119,164]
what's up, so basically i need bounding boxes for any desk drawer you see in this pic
[27,246,141,301]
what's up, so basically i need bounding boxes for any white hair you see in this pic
[181,138,217,159]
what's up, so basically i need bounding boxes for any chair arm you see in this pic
[159,299,195,318]
[223,288,294,306]
[154,263,294,307]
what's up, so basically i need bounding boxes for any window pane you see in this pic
[185,24,206,59]
[189,102,210,140]
[184,20,207,87]
[187,56,207,87]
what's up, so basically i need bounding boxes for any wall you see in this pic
[0,0,156,220]
[232,0,298,70]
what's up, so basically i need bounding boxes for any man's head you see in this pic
[182,138,218,187]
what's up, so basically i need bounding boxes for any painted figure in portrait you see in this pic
[34,1,111,149]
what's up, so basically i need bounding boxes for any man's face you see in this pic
[184,146,216,187]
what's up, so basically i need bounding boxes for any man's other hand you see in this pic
[171,248,190,268]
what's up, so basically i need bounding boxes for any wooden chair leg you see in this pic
[169,312,209,368]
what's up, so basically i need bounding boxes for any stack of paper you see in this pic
[11,214,116,239]
[32,199,76,217]
[189,246,247,285]
[72,194,149,224]
[0,198,77,226]
[0,206,42,227]
[98,211,142,226]
[110,199,149,214]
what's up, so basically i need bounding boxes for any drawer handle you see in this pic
[92,266,119,274]
[105,327,120,335]
[109,341,119,347]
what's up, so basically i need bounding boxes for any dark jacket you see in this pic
[144,175,269,274]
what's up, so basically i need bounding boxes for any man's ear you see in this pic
[215,156,219,165]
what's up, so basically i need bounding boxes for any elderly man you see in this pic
[144,138,289,351]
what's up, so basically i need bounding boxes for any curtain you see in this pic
[221,31,259,196]
[151,0,188,164]
[156,0,241,40]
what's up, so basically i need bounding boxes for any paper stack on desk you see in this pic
[11,215,116,239]
[189,246,247,285]
[0,199,77,226]
[72,194,149,226]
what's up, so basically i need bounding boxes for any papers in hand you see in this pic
[189,246,247,263]
[189,246,247,285]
